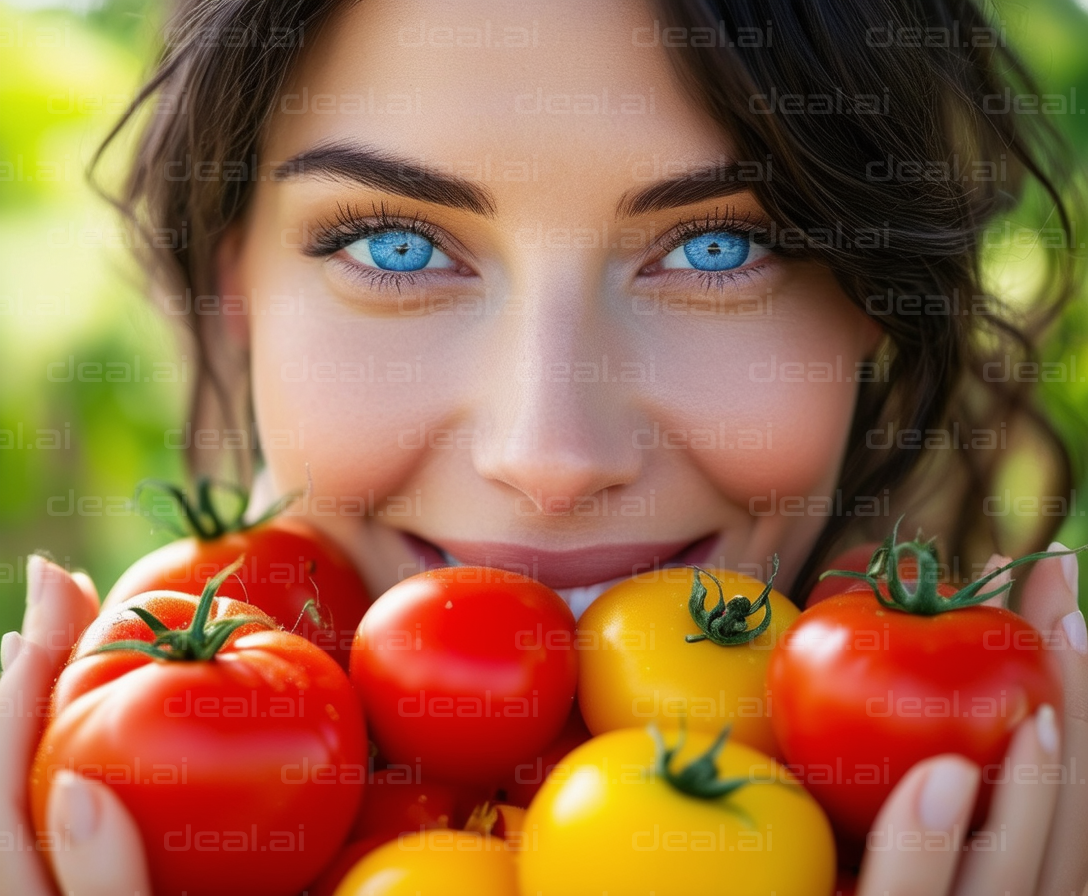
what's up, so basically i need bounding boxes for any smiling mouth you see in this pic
[398,531,720,619]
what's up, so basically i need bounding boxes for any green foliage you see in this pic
[0,0,182,634]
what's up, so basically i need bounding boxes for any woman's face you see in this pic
[224,0,881,610]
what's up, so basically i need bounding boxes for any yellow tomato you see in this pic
[577,566,798,756]
[332,830,518,896]
[519,726,836,896]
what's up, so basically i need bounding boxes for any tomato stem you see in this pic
[820,515,1088,615]
[89,557,274,662]
[464,802,500,836]
[133,476,303,541]
[650,723,776,802]
[685,557,778,646]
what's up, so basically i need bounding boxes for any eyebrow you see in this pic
[272,142,498,217]
[615,165,751,219]
[272,141,752,220]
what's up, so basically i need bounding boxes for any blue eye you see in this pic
[660,231,766,273]
[345,229,456,273]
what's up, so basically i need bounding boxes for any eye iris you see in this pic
[683,232,749,271]
[366,230,434,271]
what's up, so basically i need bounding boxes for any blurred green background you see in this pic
[1,0,1087,637]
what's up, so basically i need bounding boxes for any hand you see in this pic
[0,555,153,896]
[856,543,1088,896]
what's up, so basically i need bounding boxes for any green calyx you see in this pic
[685,557,778,646]
[134,475,301,541]
[650,722,776,803]
[89,557,273,662]
[819,514,1088,616]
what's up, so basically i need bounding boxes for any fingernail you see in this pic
[54,772,99,844]
[27,554,48,605]
[918,759,979,831]
[1036,704,1059,756]
[1,630,23,672]
[1061,609,1088,656]
[1048,542,1078,596]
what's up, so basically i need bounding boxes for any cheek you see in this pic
[249,304,446,500]
[657,292,872,505]
[733,372,859,500]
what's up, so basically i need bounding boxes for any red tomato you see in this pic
[350,566,578,785]
[768,588,1061,842]
[348,769,462,843]
[804,543,881,608]
[105,510,370,670]
[805,542,918,608]
[501,705,591,808]
[310,786,522,896]
[31,566,367,896]
[306,836,389,896]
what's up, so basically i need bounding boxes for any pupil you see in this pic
[706,243,721,256]
[395,243,409,255]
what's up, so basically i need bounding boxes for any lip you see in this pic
[398,531,719,590]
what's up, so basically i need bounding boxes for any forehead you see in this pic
[264,0,733,200]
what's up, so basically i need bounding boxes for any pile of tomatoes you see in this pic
[26,484,1071,896]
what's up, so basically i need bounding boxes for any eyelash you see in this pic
[303,201,455,292]
[303,201,775,292]
[651,209,773,291]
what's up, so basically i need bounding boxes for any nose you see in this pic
[472,272,644,515]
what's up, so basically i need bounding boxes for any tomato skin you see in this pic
[333,831,518,896]
[315,789,526,896]
[30,597,367,896]
[348,770,462,843]
[804,543,882,608]
[311,778,492,896]
[350,567,578,785]
[768,591,1062,843]
[103,518,370,669]
[804,543,918,609]
[520,726,836,896]
[501,705,591,808]
[52,591,273,713]
[576,567,798,757]
[306,836,389,896]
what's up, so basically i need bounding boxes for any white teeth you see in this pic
[556,575,629,621]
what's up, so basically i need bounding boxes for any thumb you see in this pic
[21,555,99,676]
[46,771,153,896]
[856,755,979,896]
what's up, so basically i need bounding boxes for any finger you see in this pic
[1018,542,1088,896]
[70,572,101,617]
[46,771,153,896]
[21,556,98,676]
[952,704,1061,896]
[857,755,979,896]
[978,553,1012,609]
[0,634,61,895]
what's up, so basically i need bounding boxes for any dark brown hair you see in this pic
[647,0,1081,596]
[93,0,1081,602]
